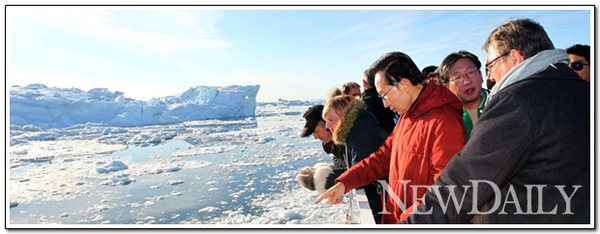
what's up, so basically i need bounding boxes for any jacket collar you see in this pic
[333,100,367,145]
[405,82,463,118]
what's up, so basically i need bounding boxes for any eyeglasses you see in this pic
[570,61,589,71]
[378,84,396,100]
[485,51,510,78]
[449,69,480,84]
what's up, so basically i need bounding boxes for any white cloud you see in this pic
[7,6,229,54]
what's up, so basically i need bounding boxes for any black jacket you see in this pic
[361,88,396,134]
[333,101,389,167]
[322,141,346,169]
[403,62,590,224]
[334,100,390,224]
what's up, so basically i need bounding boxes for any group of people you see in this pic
[295,18,590,224]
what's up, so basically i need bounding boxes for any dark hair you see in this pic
[369,51,423,86]
[438,51,482,84]
[421,65,438,79]
[483,18,554,59]
[566,44,590,63]
[341,81,360,94]
[363,68,376,88]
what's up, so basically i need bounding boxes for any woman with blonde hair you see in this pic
[321,94,389,223]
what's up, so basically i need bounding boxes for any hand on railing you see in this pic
[315,182,346,205]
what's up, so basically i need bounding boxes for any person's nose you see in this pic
[382,99,391,109]
[325,123,334,132]
[463,75,473,85]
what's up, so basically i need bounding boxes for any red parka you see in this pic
[335,82,465,224]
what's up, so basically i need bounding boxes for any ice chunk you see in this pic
[198,206,218,213]
[259,136,275,143]
[129,132,176,145]
[278,210,303,220]
[163,166,181,172]
[95,161,128,174]
[22,125,41,132]
[170,190,183,196]
[19,156,54,163]
[99,174,134,186]
[166,180,184,186]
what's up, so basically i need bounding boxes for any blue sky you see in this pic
[6,6,592,102]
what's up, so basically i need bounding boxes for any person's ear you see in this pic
[508,49,525,64]
[399,78,411,93]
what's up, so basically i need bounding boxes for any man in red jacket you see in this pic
[316,52,465,224]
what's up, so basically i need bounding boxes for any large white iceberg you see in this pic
[10,84,260,129]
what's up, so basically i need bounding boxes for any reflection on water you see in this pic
[108,140,194,163]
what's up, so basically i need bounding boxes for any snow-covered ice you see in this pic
[10,84,260,129]
[95,161,129,174]
[8,88,351,226]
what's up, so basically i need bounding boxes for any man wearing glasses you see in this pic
[316,51,465,224]
[402,18,590,224]
[566,44,590,82]
[438,51,489,141]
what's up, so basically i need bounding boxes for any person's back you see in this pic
[468,61,590,223]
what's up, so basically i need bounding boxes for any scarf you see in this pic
[489,49,570,100]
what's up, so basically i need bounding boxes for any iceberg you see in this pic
[10,84,260,129]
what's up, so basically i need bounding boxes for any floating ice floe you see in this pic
[258,136,275,143]
[102,127,128,135]
[172,145,236,157]
[99,174,134,186]
[204,181,218,186]
[151,166,182,174]
[18,156,54,163]
[95,161,128,174]
[129,132,176,145]
[22,125,41,132]
[166,180,184,186]
[164,166,182,172]
[170,190,183,196]
[278,210,303,220]
[88,204,110,212]
[198,206,218,213]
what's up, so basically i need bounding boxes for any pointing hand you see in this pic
[315,182,346,205]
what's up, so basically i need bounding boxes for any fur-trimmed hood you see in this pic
[332,100,368,145]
